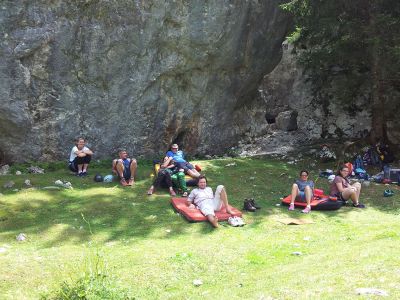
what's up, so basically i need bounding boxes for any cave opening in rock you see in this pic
[265,112,276,124]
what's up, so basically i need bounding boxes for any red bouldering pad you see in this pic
[171,197,242,222]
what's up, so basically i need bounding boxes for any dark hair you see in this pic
[198,175,207,183]
[299,170,309,176]
[337,165,349,176]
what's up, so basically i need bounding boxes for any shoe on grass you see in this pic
[302,206,311,214]
[288,203,295,211]
[228,217,239,227]
[234,217,246,226]
[243,199,256,212]
[249,198,261,209]
[120,178,128,186]
[353,203,366,208]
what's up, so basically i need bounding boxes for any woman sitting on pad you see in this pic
[330,165,365,208]
[187,175,233,228]
[288,170,314,213]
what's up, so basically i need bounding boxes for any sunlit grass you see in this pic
[0,157,399,299]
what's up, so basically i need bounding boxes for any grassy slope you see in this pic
[0,157,399,299]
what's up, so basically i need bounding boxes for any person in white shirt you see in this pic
[68,137,93,176]
[187,175,233,228]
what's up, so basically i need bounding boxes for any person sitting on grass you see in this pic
[187,175,233,228]
[68,137,93,177]
[147,157,189,197]
[147,157,177,196]
[330,165,365,208]
[165,143,200,179]
[112,150,137,186]
[288,170,314,214]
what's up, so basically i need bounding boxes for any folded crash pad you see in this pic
[171,197,242,222]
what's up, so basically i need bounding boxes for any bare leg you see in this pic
[130,159,137,182]
[207,215,219,228]
[290,184,299,205]
[219,186,233,215]
[115,160,125,179]
[82,164,88,173]
[77,164,83,173]
[352,182,361,200]
[112,159,118,175]
[187,169,200,178]
[342,187,359,204]
[147,185,154,195]
[304,186,312,207]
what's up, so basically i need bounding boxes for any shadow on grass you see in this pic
[0,157,399,248]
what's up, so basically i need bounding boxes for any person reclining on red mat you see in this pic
[165,143,200,179]
[288,170,314,214]
[187,175,233,228]
[112,150,137,186]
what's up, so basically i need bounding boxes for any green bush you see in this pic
[42,253,132,300]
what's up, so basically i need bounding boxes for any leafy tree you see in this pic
[281,0,400,143]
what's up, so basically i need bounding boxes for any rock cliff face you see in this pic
[0,0,290,162]
[243,41,399,155]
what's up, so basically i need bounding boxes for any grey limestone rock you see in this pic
[0,0,291,162]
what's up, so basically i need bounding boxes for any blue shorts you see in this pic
[296,191,313,202]
[175,161,194,171]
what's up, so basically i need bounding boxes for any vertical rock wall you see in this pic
[0,0,290,162]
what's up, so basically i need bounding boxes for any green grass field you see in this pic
[0,157,399,299]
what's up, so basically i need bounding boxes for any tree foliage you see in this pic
[281,0,400,143]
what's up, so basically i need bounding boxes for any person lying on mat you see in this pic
[330,165,365,208]
[112,150,137,186]
[165,143,200,179]
[147,156,177,196]
[187,175,233,228]
[288,170,314,214]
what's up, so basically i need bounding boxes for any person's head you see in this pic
[299,170,309,180]
[76,138,85,150]
[337,165,350,177]
[171,144,179,153]
[119,150,128,159]
[197,175,207,189]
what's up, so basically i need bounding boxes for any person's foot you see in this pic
[127,178,134,186]
[81,171,87,176]
[147,187,154,195]
[77,172,82,177]
[169,189,176,196]
[120,178,128,186]
[226,208,234,215]
[288,203,295,211]
[302,206,311,214]
[353,203,366,208]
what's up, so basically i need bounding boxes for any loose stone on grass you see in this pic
[3,181,15,188]
[291,251,302,256]
[355,288,388,297]
[16,233,27,242]
[24,179,32,187]
[193,279,203,286]
[27,166,44,174]
[0,164,10,175]
[15,170,22,175]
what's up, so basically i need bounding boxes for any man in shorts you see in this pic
[165,144,200,179]
[187,175,233,228]
[112,150,137,186]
